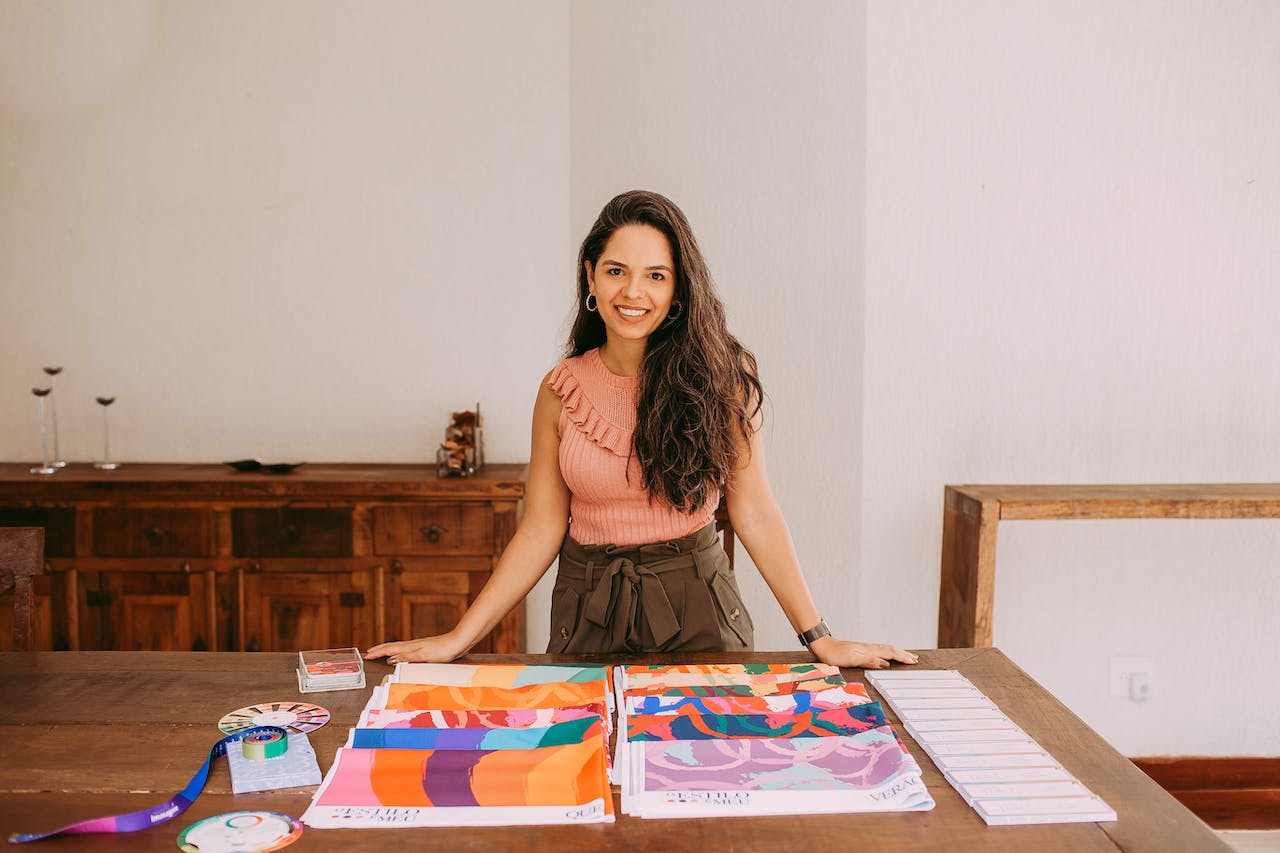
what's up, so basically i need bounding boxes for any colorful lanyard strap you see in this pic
[8,725,288,845]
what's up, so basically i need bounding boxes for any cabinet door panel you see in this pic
[406,595,466,640]
[240,572,366,652]
[120,595,192,651]
[372,505,493,555]
[387,570,470,646]
[93,509,214,557]
[77,571,214,651]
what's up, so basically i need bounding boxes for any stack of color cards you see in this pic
[297,647,366,694]
[615,663,935,818]
[864,670,1117,825]
[302,663,615,828]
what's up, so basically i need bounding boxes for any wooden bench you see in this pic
[937,484,1280,647]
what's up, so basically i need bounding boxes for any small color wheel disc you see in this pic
[176,810,302,852]
[217,701,330,735]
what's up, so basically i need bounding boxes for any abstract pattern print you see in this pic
[624,675,846,698]
[641,729,908,792]
[623,663,840,688]
[361,705,602,730]
[395,663,608,687]
[627,683,871,716]
[626,704,888,741]
[353,717,602,750]
[385,681,606,712]
[313,736,610,808]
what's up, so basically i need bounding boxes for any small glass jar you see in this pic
[436,445,476,478]
[435,407,483,478]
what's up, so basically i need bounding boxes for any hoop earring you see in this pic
[585,293,598,312]
[664,299,683,323]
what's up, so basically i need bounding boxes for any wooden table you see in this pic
[0,649,1225,852]
[937,483,1280,647]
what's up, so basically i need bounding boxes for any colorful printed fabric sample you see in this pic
[625,729,933,817]
[307,735,612,827]
[302,663,615,828]
[626,682,871,716]
[623,663,841,688]
[360,705,602,730]
[376,662,614,738]
[626,704,888,741]
[353,716,601,750]
[384,681,607,713]
[615,663,934,818]
[395,663,609,687]
[623,676,846,698]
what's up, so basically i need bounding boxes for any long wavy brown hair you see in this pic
[567,190,763,513]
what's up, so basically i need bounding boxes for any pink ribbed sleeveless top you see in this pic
[549,348,718,547]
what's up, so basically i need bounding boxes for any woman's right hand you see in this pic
[364,633,467,664]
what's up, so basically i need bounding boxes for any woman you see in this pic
[366,190,916,669]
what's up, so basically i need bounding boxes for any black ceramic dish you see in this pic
[223,459,305,474]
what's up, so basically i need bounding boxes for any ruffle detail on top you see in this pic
[548,360,633,458]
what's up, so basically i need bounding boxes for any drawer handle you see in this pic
[280,524,300,544]
[419,524,447,543]
[143,525,167,544]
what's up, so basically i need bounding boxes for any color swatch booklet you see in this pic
[865,669,1116,826]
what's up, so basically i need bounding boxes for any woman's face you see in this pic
[585,224,677,346]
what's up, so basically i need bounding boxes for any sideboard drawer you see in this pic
[231,508,353,557]
[92,508,215,557]
[372,504,493,555]
[0,507,76,557]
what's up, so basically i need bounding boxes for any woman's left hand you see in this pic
[808,636,918,670]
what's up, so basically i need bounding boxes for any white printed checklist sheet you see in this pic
[864,669,1117,826]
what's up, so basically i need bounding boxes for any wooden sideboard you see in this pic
[0,463,526,654]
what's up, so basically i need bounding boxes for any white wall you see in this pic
[863,1,1280,755]
[0,0,570,465]
[4,1,1277,757]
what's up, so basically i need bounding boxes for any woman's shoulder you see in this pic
[544,348,632,456]
[546,348,600,391]
[551,348,599,372]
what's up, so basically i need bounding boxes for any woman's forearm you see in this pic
[447,515,566,652]
[731,502,824,636]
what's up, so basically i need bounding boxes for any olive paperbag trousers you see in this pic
[546,522,754,654]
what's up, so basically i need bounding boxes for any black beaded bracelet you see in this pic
[797,618,831,649]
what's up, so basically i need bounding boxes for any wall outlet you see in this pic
[1110,656,1154,699]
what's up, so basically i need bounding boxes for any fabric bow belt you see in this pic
[582,555,683,650]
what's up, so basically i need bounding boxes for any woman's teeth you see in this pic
[618,307,647,317]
